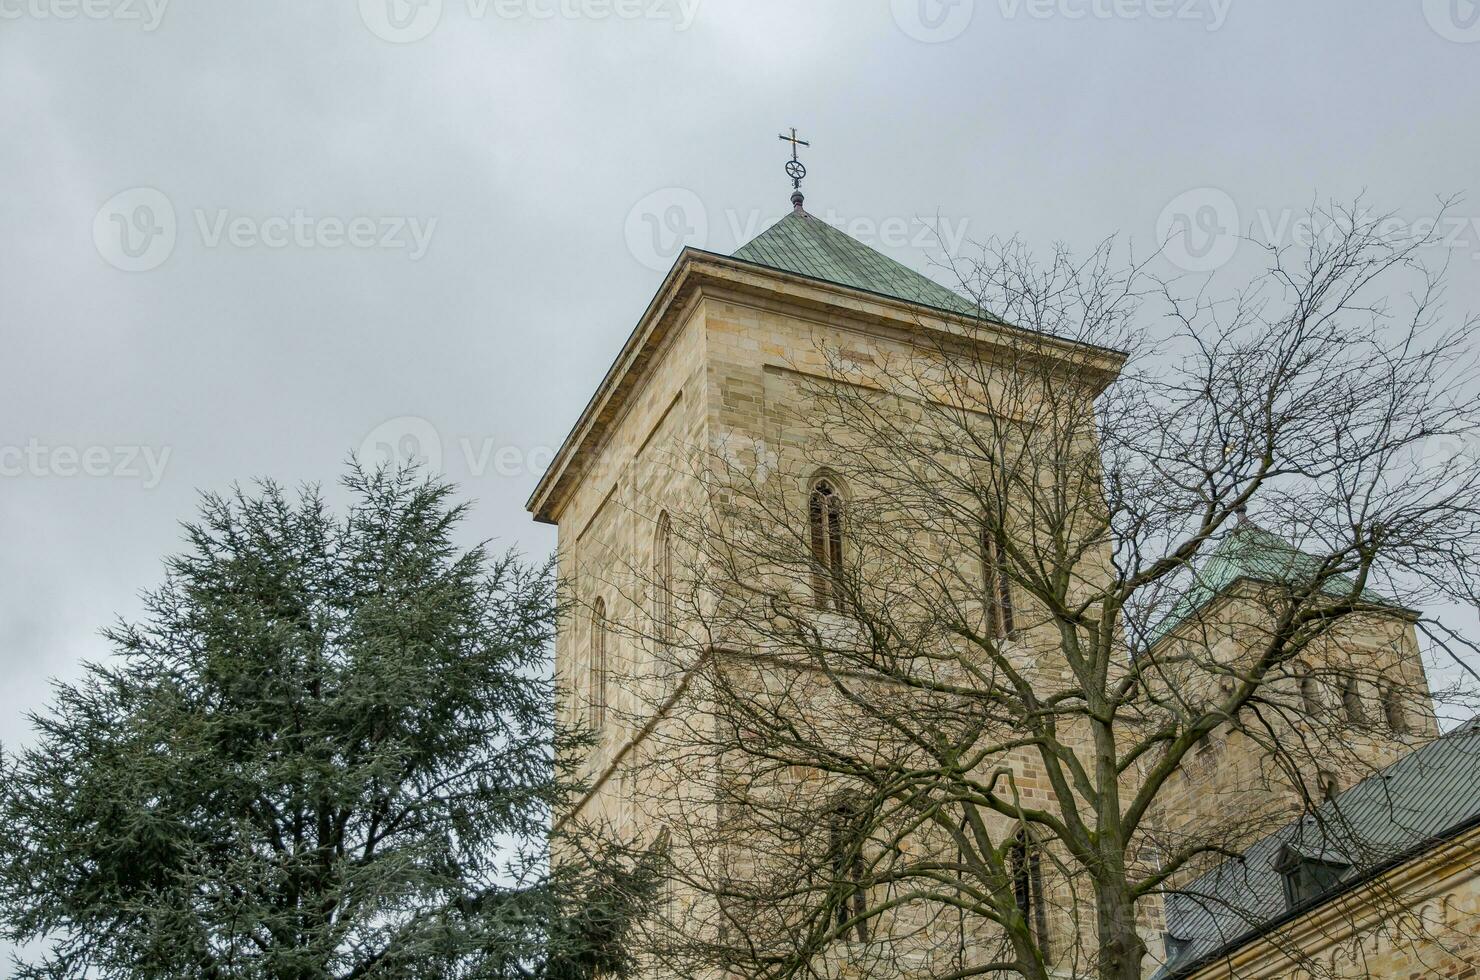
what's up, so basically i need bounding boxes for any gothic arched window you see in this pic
[983,526,1016,640]
[590,597,608,729]
[827,799,869,942]
[1300,670,1324,716]
[1340,673,1366,727]
[1382,682,1407,734]
[1009,827,1050,958]
[654,511,673,644]
[809,478,845,611]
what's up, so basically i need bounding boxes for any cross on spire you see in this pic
[778,127,810,212]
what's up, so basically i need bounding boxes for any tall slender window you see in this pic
[1341,674,1366,727]
[1300,670,1324,716]
[1318,770,1340,803]
[983,527,1016,639]
[827,800,869,942]
[809,479,845,611]
[1382,683,1407,734]
[590,598,608,729]
[654,511,673,644]
[1009,828,1050,958]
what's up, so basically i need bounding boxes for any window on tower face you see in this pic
[1009,827,1050,959]
[654,512,673,645]
[827,800,869,942]
[590,598,608,729]
[1340,674,1366,727]
[1300,670,1324,716]
[809,479,845,611]
[1382,682,1408,734]
[1318,769,1340,803]
[983,527,1016,640]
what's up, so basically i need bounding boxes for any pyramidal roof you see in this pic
[733,208,980,318]
[1145,523,1402,649]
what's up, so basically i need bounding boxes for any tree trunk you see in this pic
[1096,884,1147,980]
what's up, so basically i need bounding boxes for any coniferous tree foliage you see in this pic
[0,465,655,980]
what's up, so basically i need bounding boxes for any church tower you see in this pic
[524,150,1441,977]
[526,148,1126,971]
[1145,520,1440,862]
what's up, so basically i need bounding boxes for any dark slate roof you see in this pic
[733,210,982,318]
[1156,718,1480,978]
[1145,524,1399,649]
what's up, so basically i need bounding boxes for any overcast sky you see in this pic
[3,0,1480,762]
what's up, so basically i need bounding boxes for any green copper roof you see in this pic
[733,210,981,317]
[1145,524,1397,649]
[1157,717,1480,978]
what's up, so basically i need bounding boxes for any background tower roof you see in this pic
[1144,523,1406,649]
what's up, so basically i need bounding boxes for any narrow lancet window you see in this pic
[983,527,1016,639]
[654,511,673,644]
[809,479,845,610]
[590,597,608,728]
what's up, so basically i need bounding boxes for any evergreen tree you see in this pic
[0,465,655,979]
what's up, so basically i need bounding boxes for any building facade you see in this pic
[527,194,1479,978]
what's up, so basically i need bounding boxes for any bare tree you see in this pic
[593,200,1480,980]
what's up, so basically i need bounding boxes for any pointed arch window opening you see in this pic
[827,800,870,943]
[654,511,674,646]
[1301,670,1325,717]
[1382,682,1408,734]
[810,479,845,611]
[1341,673,1367,728]
[983,525,1016,640]
[590,597,608,730]
[1009,827,1050,959]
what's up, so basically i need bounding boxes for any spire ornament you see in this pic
[778,127,810,213]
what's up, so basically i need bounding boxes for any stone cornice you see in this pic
[526,248,1127,526]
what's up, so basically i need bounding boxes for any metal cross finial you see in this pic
[779,127,810,205]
